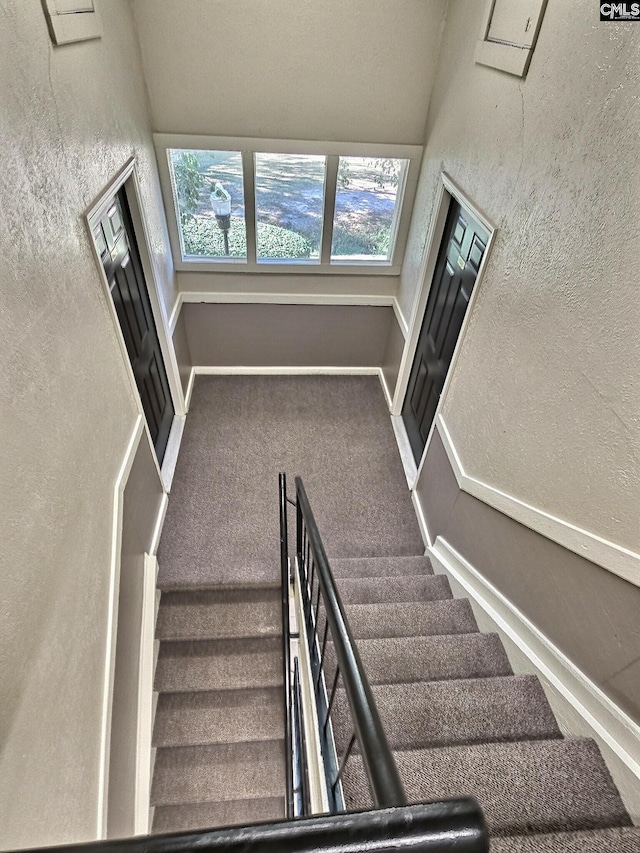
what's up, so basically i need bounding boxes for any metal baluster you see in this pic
[316,620,330,690]
[324,667,341,733]
[332,733,356,795]
[296,495,303,566]
[309,553,316,602]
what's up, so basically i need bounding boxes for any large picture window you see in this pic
[156,136,422,274]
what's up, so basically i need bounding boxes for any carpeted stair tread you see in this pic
[330,555,433,579]
[344,598,478,639]
[155,637,283,692]
[156,587,281,641]
[336,574,452,605]
[158,557,280,591]
[153,687,283,748]
[491,826,640,852]
[341,738,631,836]
[152,739,285,806]
[326,633,512,685]
[332,675,561,754]
[152,796,286,835]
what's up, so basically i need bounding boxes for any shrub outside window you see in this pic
[254,153,326,262]
[169,149,246,260]
[157,136,422,273]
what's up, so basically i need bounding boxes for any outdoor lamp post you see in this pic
[210,182,232,256]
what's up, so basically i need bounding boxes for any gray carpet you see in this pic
[325,555,634,848]
[157,376,424,588]
[149,376,636,847]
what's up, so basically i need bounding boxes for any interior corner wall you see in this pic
[182,303,394,367]
[400,0,640,553]
[131,0,447,143]
[0,3,174,848]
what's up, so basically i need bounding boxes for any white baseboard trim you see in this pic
[187,366,384,408]
[436,415,640,589]
[134,553,158,835]
[189,366,390,418]
[411,489,433,551]
[192,365,380,376]
[160,415,185,494]
[429,535,640,823]
[378,368,393,410]
[392,297,409,339]
[168,295,181,335]
[179,290,395,307]
[97,415,144,837]
[149,493,169,559]
[390,414,417,489]
[185,367,197,411]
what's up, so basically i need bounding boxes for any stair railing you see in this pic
[21,474,488,853]
[290,474,405,812]
[25,800,488,853]
[279,472,295,817]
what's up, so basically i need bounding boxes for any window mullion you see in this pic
[320,155,339,266]
[242,150,257,264]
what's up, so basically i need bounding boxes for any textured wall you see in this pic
[0,1,172,847]
[132,0,446,143]
[401,0,640,553]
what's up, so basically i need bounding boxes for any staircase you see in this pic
[324,554,640,852]
[150,583,286,833]
[147,546,640,850]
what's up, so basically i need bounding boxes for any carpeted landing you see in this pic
[157,376,424,588]
[150,376,639,850]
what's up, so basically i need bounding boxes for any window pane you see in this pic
[331,157,408,262]
[168,149,246,260]
[255,153,325,261]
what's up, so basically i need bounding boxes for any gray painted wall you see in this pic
[172,310,193,396]
[381,315,406,401]
[108,435,164,838]
[183,303,394,367]
[417,430,640,724]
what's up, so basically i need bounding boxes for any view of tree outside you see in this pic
[168,149,407,262]
[254,153,325,260]
[332,157,407,260]
[169,149,246,258]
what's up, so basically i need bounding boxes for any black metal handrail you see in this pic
[24,800,488,852]
[294,475,405,810]
[279,472,294,819]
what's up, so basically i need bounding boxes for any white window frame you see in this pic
[475,0,548,78]
[154,134,422,276]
